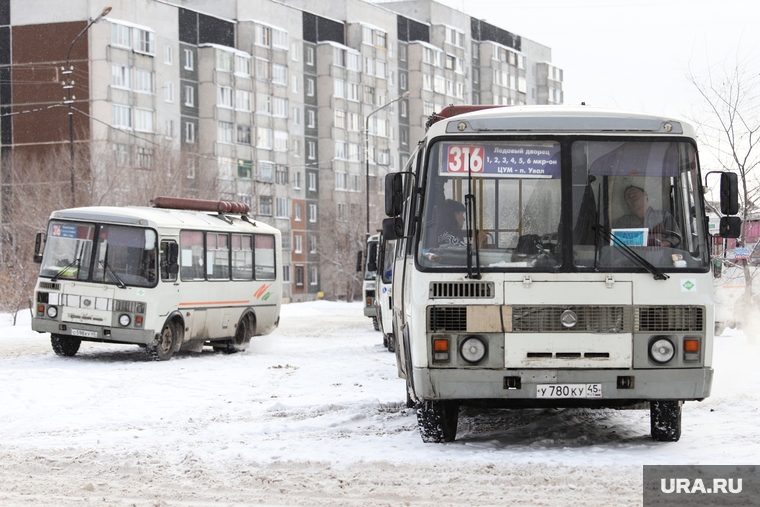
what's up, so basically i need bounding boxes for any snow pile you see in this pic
[0,302,758,506]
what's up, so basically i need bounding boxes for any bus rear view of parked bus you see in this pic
[32,197,282,361]
[383,106,741,442]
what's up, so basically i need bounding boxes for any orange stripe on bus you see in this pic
[178,301,250,306]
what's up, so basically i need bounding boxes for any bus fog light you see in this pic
[46,306,58,318]
[460,336,487,364]
[119,314,131,327]
[649,337,675,364]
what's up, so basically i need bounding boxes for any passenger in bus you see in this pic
[614,185,681,247]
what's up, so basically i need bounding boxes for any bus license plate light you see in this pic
[535,383,602,398]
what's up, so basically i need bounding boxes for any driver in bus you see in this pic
[437,199,487,248]
[614,185,681,247]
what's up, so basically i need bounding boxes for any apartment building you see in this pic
[0,0,562,301]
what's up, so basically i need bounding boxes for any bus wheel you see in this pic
[147,322,177,361]
[51,334,81,357]
[650,400,682,442]
[229,314,255,352]
[417,400,459,443]
[372,316,380,331]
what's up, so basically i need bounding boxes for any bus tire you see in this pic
[51,334,81,357]
[147,320,179,361]
[372,316,380,331]
[229,313,255,352]
[650,400,682,442]
[418,400,459,443]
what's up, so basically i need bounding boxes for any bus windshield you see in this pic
[40,221,158,287]
[418,138,709,272]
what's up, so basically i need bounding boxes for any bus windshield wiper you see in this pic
[51,258,80,282]
[592,224,669,281]
[464,193,481,279]
[100,259,126,288]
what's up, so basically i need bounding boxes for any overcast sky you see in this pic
[428,0,760,121]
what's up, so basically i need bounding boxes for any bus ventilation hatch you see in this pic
[429,282,495,299]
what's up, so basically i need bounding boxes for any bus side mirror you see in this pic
[33,232,44,264]
[168,242,179,274]
[356,250,363,272]
[385,173,403,217]
[383,217,404,240]
[720,172,739,215]
[367,246,378,273]
[719,216,742,238]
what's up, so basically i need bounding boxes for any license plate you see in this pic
[70,328,98,338]
[535,383,602,398]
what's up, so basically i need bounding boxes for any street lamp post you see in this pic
[64,6,111,208]
[364,91,410,240]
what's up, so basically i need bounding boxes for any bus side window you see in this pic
[180,230,204,281]
[254,234,276,280]
[160,240,178,282]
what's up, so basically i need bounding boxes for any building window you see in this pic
[307,141,316,160]
[276,165,288,184]
[218,121,233,144]
[294,234,302,253]
[294,203,302,221]
[184,85,194,106]
[219,86,233,108]
[275,197,288,218]
[335,141,347,161]
[135,69,154,94]
[295,265,304,286]
[292,106,300,125]
[309,266,318,285]
[335,110,346,129]
[111,23,131,48]
[337,203,348,221]
[113,143,131,166]
[307,110,316,128]
[306,47,314,66]
[217,50,233,72]
[306,77,315,97]
[283,265,291,283]
[236,90,251,112]
[164,119,174,138]
[256,58,271,80]
[273,64,287,86]
[274,131,288,151]
[185,122,195,143]
[259,161,275,183]
[293,171,302,189]
[308,172,317,191]
[350,173,362,191]
[136,147,153,168]
[136,29,155,55]
[308,203,318,223]
[310,236,317,253]
[111,64,130,89]
[257,128,272,149]
[273,97,287,117]
[259,196,273,216]
[291,42,299,61]
[164,45,173,65]
[183,49,194,70]
[257,93,271,114]
[237,125,251,145]
[113,104,132,128]
[235,54,251,75]
[238,159,253,179]
[164,82,174,102]
[348,112,360,131]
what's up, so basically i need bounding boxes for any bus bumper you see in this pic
[413,367,713,406]
[32,318,156,345]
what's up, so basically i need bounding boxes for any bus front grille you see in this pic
[428,306,467,331]
[512,306,630,333]
[429,281,495,299]
[635,306,704,332]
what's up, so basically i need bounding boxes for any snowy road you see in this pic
[1,301,758,506]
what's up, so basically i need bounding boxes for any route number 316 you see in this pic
[447,145,484,173]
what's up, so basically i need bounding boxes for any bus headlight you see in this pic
[649,337,675,364]
[46,306,58,319]
[460,336,487,364]
[119,314,131,327]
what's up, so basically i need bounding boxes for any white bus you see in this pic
[358,233,380,330]
[31,197,282,361]
[383,105,741,442]
[375,232,396,351]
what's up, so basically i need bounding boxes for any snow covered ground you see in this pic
[0,301,758,506]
